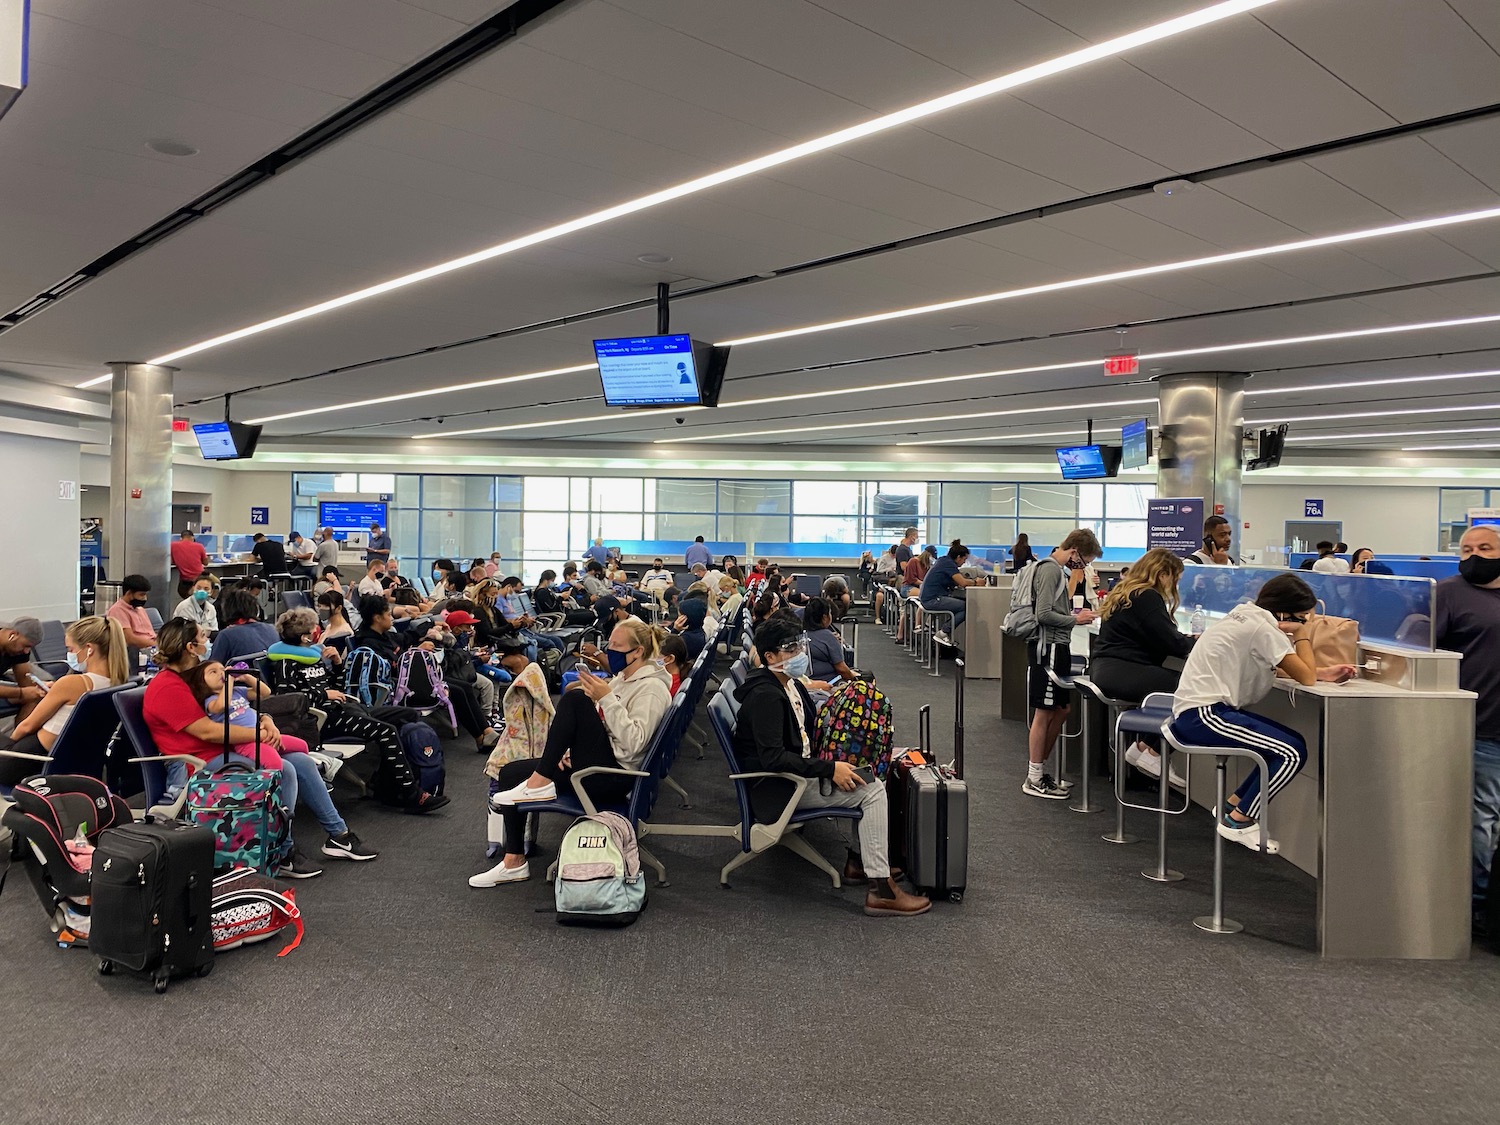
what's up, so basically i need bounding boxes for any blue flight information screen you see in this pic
[1056,444,1108,480]
[1121,419,1149,469]
[192,422,238,460]
[594,334,701,407]
[319,501,388,540]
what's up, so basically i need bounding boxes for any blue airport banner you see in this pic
[1147,497,1203,557]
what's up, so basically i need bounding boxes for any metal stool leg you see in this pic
[1141,741,1183,882]
[1194,755,1244,934]
[1069,690,1103,814]
[1102,708,1138,844]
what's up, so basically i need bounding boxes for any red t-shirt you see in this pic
[170,539,209,581]
[142,669,283,770]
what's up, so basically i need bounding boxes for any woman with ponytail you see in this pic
[0,616,131,784]
[470,616,673,888]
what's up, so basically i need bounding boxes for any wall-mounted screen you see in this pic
[192,420,263,461]
[593,335,731,409]
[1055,444,1122,480]
[318,500,388,541]
[1121,419,1151,469]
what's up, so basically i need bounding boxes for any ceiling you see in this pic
[2,0,1500,458]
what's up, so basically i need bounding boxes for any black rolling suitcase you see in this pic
[90,821,216,994]
[888,685,969,903]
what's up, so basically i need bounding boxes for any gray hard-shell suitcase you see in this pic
[892,678,968,902]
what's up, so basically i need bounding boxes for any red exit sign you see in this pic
[172,418,191,432]
[1103,354,1139,376]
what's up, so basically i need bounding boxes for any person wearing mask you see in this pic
[580,560,612,604]
[1010,534,1035,572]
[357,558,386,598]
[659,634,689,695]
[170,529,210,598]
[316,590,354,643]
[1168,574,1355,851]
[532,570,594,626]
[1090,548,1196,786]
[485,552,503,578]
[381,559,413,591]
[921,540,976,647]
[893,550,932,645]
[732,616,929,917]
[285,531,315,578]
[894,527,919,571]
[496,576,565,655]
[209,588,278,664]
[1435,525,1500,933]
[722,556,746,585]
[583,537,611,568]
[313,566,344,598]
[1023,530,1102,800]
[0,617,130,787]
[267,606,448,815]
[472,618,673,887]
[107,575,157,651]
[1186,516,1237,566]
[365,522,392,567]
[250,533,288,579]
[311,528,340,573]
[171,575,219,634]
[685,536,712,570]
[1311,541,1349,574]
[641,559,673,593]
[142,619,327,878]
[0,617,45,727]
[803,597,857,683]
[470,580,529,658]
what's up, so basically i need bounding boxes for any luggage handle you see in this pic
[227,660,264,769]
[918,704,930,759]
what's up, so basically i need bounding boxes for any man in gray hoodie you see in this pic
[1024,529,1100,800]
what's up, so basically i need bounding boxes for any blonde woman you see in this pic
[0,616,131,785]
[1091,548,1197,784]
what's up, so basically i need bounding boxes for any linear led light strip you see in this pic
[1288,424,1500,442]
[1249,402,1500,426]
[899,427,1122,448]
[118,0,1279,370]
[1403,441,1500,450]
[411,313,1500,440]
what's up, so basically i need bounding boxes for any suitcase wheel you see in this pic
[154,975,169,995]
[196,962,214,979]
[948,890,964,904]
[97,959,114,976]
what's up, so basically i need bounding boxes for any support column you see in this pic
[1156,372,1246,559]
[108,362,176,612]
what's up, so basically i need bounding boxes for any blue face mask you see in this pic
[779,651,811,679]
[193,589,210,602]
[605,647,633,675]
[65,651,85,673]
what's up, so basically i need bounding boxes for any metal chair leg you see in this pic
[1194,755,1243,934]
[1141,742,1184,882]
[1069,690,1103,814]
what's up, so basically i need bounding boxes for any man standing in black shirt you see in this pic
[250,533,288,578]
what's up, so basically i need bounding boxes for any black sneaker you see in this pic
[279,851,324,879]
[1021,774,1070,800]
[405,792,451,814]
[322,831,379,862]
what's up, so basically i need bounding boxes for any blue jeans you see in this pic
[1474,738,1500,914]
[923,595,966,630]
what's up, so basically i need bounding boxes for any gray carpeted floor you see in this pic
[5,621,1500,1124]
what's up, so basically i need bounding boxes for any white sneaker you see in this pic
[933,630,953,646]
[489,778,556,807]
[1217,813,1279,854]
[468,861,530,888]
[1127,744,1187,788]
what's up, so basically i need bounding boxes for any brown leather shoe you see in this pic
[844,855,903,882]
[864,878,931,917]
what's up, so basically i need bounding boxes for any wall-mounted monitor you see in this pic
[1244,424,1288,472]
[1055,444,1122,480]
[192,420,263,461]
[318,500,388,541]
[593,334,730,408]
[1120,419,1151,469]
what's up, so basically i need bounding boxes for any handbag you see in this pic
[1308,601,1359,666]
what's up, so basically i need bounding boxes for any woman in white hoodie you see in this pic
[470,617,672,887]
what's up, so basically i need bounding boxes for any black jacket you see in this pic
[350,624,407,667]
[1092,588,1196,667]
[733,667,830,785]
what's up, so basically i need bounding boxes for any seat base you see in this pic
[1142,867,1184,883]
[1101,830,1139,845]
[1194,914,1243,934]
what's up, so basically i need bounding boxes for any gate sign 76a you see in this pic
[1304,499,1323,518]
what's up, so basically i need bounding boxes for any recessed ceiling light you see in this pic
[636,253,673,265]
[1153,179,1195,197]
[143,0,1282,366]
[146,139,199,157]
[948,324,981,332]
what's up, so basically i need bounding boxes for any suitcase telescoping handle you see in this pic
[918,704,931,760]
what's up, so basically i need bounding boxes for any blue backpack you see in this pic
[343,647,392,707]
[398,722,445,797]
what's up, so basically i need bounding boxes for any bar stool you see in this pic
[1067,675,1126,816]
[903,597,924,657]
[1159,723,1275,935]
[1032,656,1086,781]
[1115,693,1191,882]
[921,607,956,676]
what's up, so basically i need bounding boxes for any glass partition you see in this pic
[1177,567,1435,651]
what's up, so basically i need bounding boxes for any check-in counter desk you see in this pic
[1181,642,1474,960]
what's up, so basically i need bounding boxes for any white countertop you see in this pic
[1272,677,1474,701]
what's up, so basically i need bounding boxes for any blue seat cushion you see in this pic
[1117,706,1173,735]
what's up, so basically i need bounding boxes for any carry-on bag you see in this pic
[887,701,968,902]
[90,819,216,993]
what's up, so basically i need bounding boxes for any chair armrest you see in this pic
[0,750,51,762]
[126,753,209,765]
[727,771,815,852]
[308,707,328,732]
[568,765,650,816]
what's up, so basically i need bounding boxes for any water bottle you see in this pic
[1190,603,1207,636]
[64,823,94,874]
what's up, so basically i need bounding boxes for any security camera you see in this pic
[675,416,685,425]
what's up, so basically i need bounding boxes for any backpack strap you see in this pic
[392,649,413,705]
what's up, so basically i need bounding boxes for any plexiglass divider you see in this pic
[1177,566,1436,651]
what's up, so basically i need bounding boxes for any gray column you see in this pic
[1156,372,1246,559]
[108,362,176,611]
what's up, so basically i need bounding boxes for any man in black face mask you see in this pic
[106,574,157,650]
[1436,524,1500,935]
